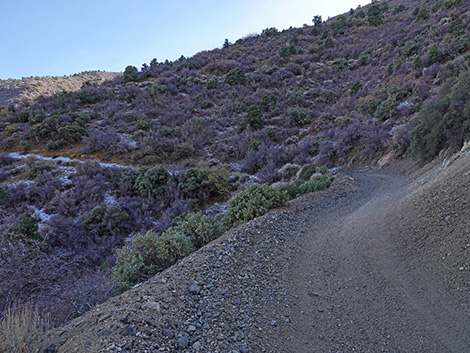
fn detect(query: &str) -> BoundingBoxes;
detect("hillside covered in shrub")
[0,71,120,107]
[1,0,470,329]
[2,0,469,170]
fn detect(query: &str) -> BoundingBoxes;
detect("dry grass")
[0,306,49,353]
[0,70,120,107]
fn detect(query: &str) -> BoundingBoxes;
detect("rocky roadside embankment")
[46,173,362,352]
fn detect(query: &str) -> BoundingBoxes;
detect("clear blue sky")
[0,0,370,79]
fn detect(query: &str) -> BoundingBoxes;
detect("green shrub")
[225,67,246,85]
[277,167,330,199]
[134,165,172,197]
[324,36,334,49]
[265,127,280,142]
[0,187,9,207]
[20,140,30,153]
[410,71,470,158]
[299,175,332,194]
[18,110,45,124]
[312,15,323,27]
[355,10,366,19]
[416,7,430,21]
[449,33,470,54]
[414,56,423,70]
[331,16,349,35]
[206,78,218,89]
[290,34,299,45]
[265,66,279,75]
[350,81,363,97]
[357,96,380,115]
[84,205,129,236]
[195,93,212,109]
[177,169,209,195]
[123,65,139,82]
[165,212,225,248]
[334,58,348,71]
[296,163,318,182]
[316,45,325,57]
[151,83,167,95]
[46,140,63,151]
[296,164,327,182]
[112,231,195,292]
[28,112,91,147]
[260,94,277,112]
[206,166,231,197]
[261,27,279,37]
[279,45,297,58]
[74,90,100,104]
[380,1,389,12]
[177,166,230,203]
[402,40,419,58]
[288,89,304,106]
[276,183,301,199]
[392,4,406,14]
[367,4,384,26]
[428,44,441,65]
[357,48,374,66]
[12,214,41,240]
[3,125,18,136]
[288,107,311,126]
[374,98,398,121]
[239,105,264,131]
[320,90,337,104]
[442,0,463,9]
[136,119,150,130]
[249,139,261,151]
[57,122,88,142]
[222,184,288,229]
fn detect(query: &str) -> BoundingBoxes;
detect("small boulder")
[142,300,160,311]
[189,283,201,295]
[177,335,189,350]
[43,344,57,353]
[122,325,136,336]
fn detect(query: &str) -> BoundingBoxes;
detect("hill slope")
[0,71,120,107]
[1,0,470,344]
[1,0,469,169]
[46,146,470,352]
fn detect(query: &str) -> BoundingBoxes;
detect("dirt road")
[285,172,470,352]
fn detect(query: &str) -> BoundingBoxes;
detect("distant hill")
[0,71,121,107]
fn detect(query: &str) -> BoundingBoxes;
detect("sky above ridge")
[0,0,371,79]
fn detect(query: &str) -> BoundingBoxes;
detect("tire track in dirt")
[287,172,470,352]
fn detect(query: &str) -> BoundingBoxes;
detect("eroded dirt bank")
[47,155,470,352]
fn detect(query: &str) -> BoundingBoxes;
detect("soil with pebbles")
[47,153,470,352]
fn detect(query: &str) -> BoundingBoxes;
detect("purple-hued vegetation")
[1,0,470,324]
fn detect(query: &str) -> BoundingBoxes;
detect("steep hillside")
[1,0,470,345]
[0,71,120,107]
[1,0,469,169]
